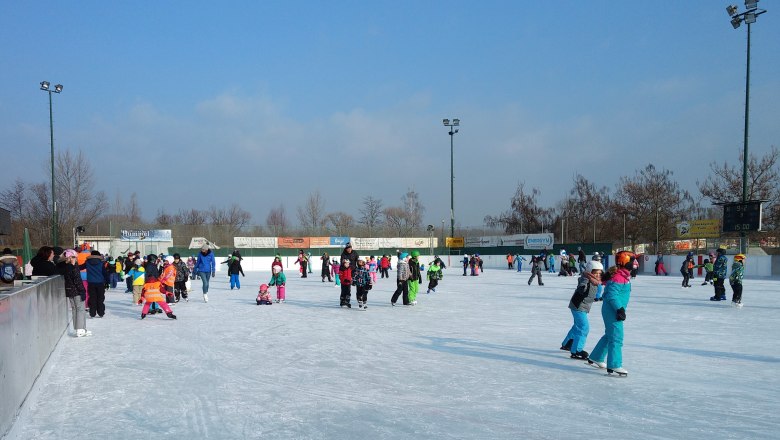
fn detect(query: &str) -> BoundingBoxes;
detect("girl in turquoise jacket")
[587,251,634,376]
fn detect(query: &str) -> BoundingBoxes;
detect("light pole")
[442,118,459,240]
[656,208,661,254]
[441,220,445,246]
[727,1,767,253]
[40,81,63,247]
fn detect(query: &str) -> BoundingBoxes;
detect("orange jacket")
[160,264,176,287]
[142,280,165,303]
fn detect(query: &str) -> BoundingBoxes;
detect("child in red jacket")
[339,259,353,308]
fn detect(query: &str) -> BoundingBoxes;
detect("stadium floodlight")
[727,5,738,16]
[731,16,742,28]
[442,118,450,126]
[40,81,50,91]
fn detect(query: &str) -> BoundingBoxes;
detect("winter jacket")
[396,260,410,281]
[56,261,86,299]
[268,272,287,287]
[354,267,371,287]
[174,260,189,282]
[713,254,728,279]
[380,257,390,269]
[568,272,600,313]
[160,264,177,288]
[30,255,57,276]
[426,265,443,281]
[228,259,244,276]
[129,266,146,286]
[729,261,744,285]
[83,255,106,284]
[368,260,377,273]
[195,249,216,274]
[339,267,353,285]
[142,280,165,303]
[408,257,422,283]
[340,248,359,271]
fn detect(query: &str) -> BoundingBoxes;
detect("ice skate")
[607,367,628,377]
[166,312,177,320]
[358,301,363,309]
[570,351,589,360]
[560,340,573,351]
[141,313,147,319]
[586,358,606,369]
[75,329,92,337]
[203,294,209,303]
[362,303,368,310]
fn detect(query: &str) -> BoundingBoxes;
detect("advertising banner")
[309,237,331,247]
[189,237,220,249]
[330,236,350,247]
[524,233,554,249]
[676,219,721,239]
[402,237,432,248]
[378,238,404,249]
[120,229,172,242]
[351,238,379,250]
[498,234,525,247]
[233,237,277,248]
[446,237,465,248]
[465,236,499,247]
[278,237,310,249]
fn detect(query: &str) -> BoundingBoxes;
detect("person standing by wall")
[56,249,91,337]
[82,250,107,318]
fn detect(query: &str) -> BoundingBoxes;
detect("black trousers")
[714,278,726,298]
[125,276,133,292]
[356,286,369,303]
[87,283,106,317]
[731,283,743,303]
[428,279,439,291]
[340,283,352,305]
[174,280,188,300]
[681,269,690,287]
[392,280,409,305]
[528,270,543,285]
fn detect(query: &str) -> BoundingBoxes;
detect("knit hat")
[400,252,409,259]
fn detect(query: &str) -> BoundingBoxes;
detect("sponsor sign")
[330,236,350,246]
[309,237,331,247]
[465,236,499,247]
[351,238,379,250]
[446,237,465,248]
[498,234,525,247]
[189,237,220,249]
[676,219,721,238]
[525,233,554,249]
[379,238,404,248]
[120,229,172,242]
[401,238,434,248]
[278,237,310,249]
[233,237,277,248]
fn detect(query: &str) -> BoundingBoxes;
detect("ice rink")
[6,266,780,439]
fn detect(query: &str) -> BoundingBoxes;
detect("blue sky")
[2,0,778,229]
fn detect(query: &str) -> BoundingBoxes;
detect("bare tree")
[53,149,109,241]
[384,206,414,237]
[155,209,175,226]
[484,182,551,234]
[0,178,28,220]
[358,196,383,236]
[266,204,289,236]
[297,191,325,235]
[176,208,208,225]
[324,211,355,237]
[126,193,142,223]
[401,189,425,229]
[698,146,780,230]
[556,175,612,243]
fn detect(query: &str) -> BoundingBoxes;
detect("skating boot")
[570,351,589,360]
[203,294,209,303]
[166,312,177,320]
[586,358,606,369]
[709,295,721,301]
[607,367,628,377]
[346,303,351,308]
[358,301,363,309]
[560,339,573,351]
[362,303,368,310]
[141,313,147,319]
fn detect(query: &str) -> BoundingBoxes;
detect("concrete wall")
[0,276,68,438]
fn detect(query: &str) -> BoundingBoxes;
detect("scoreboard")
[722,201,763,232]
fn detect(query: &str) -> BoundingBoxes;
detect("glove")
[712,277,718,282]
[616,307,626,321]
[211,272,216,278]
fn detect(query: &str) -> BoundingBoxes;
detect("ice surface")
[6,268,780,439]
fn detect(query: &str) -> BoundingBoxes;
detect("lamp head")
[726,4,739,16]
[54,84,63,93]
[731,16,742,28]
[745,0,758,10]
[443,118,450,126]
[452,118,460,126]
[40,81,50,91]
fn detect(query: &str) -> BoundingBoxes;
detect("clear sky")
[2,0,778,229]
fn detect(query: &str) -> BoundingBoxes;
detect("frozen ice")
[6,268,780,439]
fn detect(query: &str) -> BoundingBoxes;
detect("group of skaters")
[653,247,746,306]
[461,254,484,276]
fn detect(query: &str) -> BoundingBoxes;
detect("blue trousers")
[516,262,522,272]
[562,309,590,353]
[198,271,211,294]
[595,284,604,300]
[589,291,628,369]
[230,274,240,289]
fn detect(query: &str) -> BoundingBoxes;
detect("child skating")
[269,265,287,303]
[140,275,177,320]
[354,259,372,310]
[729,254,745,307]
[256,284,272,305]
[561,261,603,359]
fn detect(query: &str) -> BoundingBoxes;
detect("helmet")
[259,283,268,292]
[272,266,281,274]
[717,245,727,253]
[165,256,174,264]
[411,250,420,258]
[615,251,636,268]
[734,254,746,262]
[587,261,604,272]
[687,251,694,257]
[63,249,78,259]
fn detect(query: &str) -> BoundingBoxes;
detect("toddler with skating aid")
[256,283,272,305]
[140,276,177,320]
[269,266,287,303]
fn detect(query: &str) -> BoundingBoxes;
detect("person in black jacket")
[340,243,359,297]
[228,256,245,290]
[56,249,91,337]
[31,246,57,276]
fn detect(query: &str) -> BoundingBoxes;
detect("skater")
[577,249,588,274]
[56,249,91,337]
[711,246,729,301]
[123,252,136,292]
[380,255,390,278]
[306,252,313,274]
[469,255,477,276]
[516,254,526,272]
[695,259,714,286]
[561,260,603,359]
[548,253,555,274]
[173,253,189,302]
[272,255,284,274]
[332,258,341,286]
[227,255,245,290]
[321,252,332,282]
[592,253,604,301]
[687,252,695,280]
[368,256,378,284]
[407,251,422,305]
[507,253,514,270]
[654,253,668,276]
[462,255,469,276]
[160,256,177,304]
[729,254,745,307]
[82,250,107,318]
[477,254,484,273]
[128,259,146,305]
[269,265,287,303]
[587,251,634,377]
[140,275,177,320]
[354,259,372,309]
[195,244,216,303]
[680,255,693,288]
[256,283,273,305]
[339,259,353,308]
[294,250,308,278]
[391,252,410,306]
[426,259,443,293]
[527,256,544,286]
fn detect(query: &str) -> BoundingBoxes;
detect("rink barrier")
[0,276,68,439]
